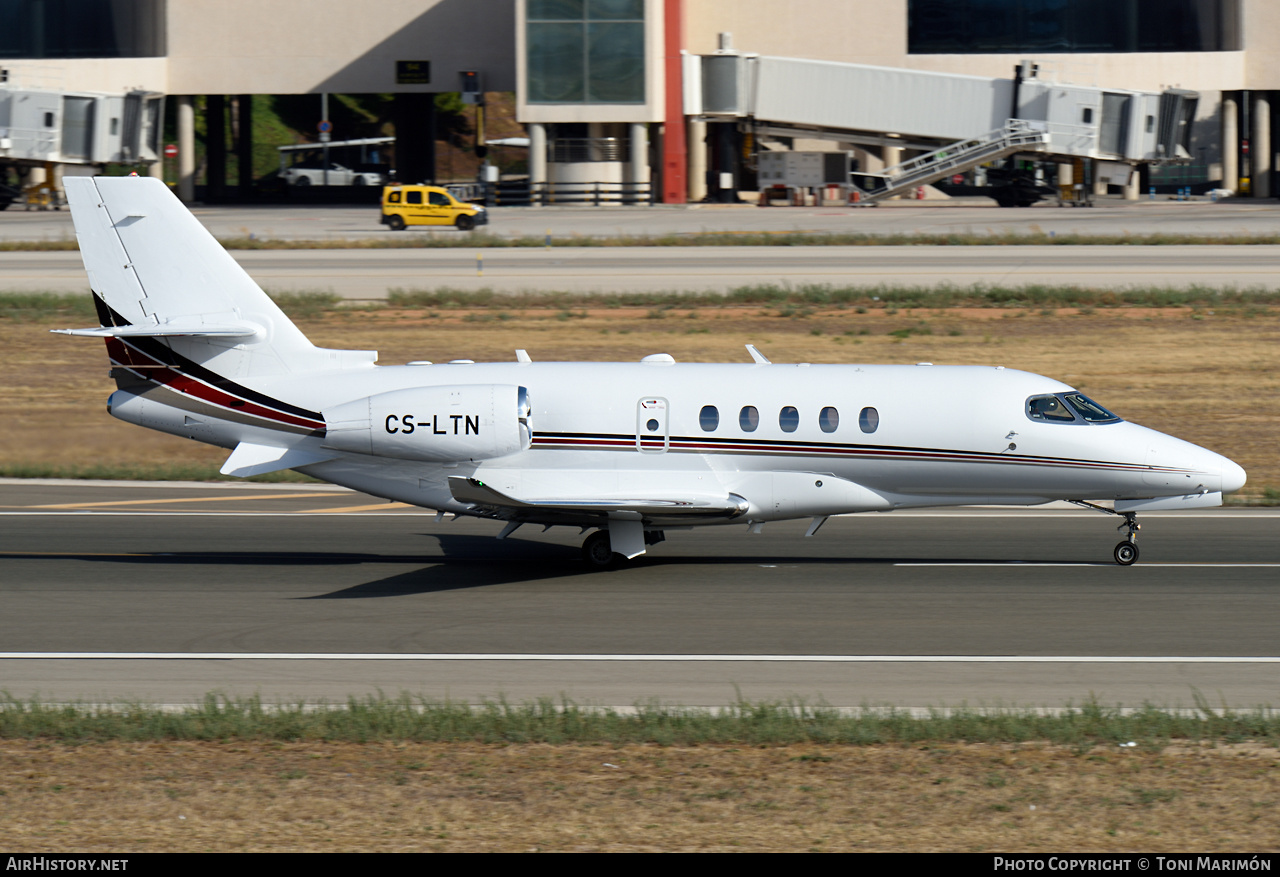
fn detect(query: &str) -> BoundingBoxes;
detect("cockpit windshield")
[1026,393,1123,424]
[1062,393,1121,423]
[1027,395,1076,422]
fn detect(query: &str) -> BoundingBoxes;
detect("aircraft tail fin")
[61,176,374,377]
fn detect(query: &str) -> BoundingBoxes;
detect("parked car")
[281,159,384,187]
[380,184,488,230]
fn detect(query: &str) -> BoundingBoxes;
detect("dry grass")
[8,304,1276,494]
[1,740,1276,852]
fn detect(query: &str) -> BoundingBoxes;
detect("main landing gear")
[1068,501,1141,565]
[581,530,617,568]
[580,528,665,569]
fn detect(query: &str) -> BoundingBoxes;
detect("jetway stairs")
[848,119,1049,204]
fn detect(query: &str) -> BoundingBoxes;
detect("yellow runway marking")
[300,502,415,514]
[33,492,348,510]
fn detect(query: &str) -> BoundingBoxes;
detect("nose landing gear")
[1113,513,1140,566]
[1068,501,1141,565]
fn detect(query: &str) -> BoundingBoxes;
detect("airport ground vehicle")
[380,184,488,230]
[55,177,1244,567]
[281,159,384,187]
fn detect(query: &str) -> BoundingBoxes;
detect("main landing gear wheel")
[581,530,618,568]
[1113,541,1139,565]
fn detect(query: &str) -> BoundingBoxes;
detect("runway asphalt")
[1,481,1276,709]
[9,244,1280,297]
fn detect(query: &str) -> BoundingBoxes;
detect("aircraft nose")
[1220,458,1247,494]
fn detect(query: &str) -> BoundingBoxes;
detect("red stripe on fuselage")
[106,337,325,431]
[529,434,1177,475]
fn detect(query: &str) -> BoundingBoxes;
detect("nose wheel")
[1069,501,1141,565]
[1113,512,1140,565]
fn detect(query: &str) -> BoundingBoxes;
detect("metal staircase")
[849,120,1050,203]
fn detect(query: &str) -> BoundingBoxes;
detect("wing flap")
[448,476,749,519]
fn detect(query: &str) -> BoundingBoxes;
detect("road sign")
[318,120,333,134]
[163,144,178,158]
[396,61,431,85]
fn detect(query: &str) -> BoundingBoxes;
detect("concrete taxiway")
[8,244,1280,297]
[1,481,1276,709]
[5,196,1280,243]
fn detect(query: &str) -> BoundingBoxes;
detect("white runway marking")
[2,653,1277,663]
[896,562,1280,568]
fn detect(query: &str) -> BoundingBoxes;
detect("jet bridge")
[684,54,1197,204]
[0,86,164,207]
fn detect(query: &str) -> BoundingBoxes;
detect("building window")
[908,0,1240,55]
[528,0,646,104]
[0,0,166,59]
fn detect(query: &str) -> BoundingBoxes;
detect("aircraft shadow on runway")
[1,532,1120,600]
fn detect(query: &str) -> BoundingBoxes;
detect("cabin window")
[645,418,660,432]
[1027,394,1077,422]
[699,405,719,431]
[407,190,423,204]
[739,405,759,432]
[819,407,839,433]
[779,406,799,433]
[1063,393,1122,423]
[388,191,402,203]
[859,407,879,434]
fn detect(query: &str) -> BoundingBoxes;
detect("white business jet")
[55,177,1246,566]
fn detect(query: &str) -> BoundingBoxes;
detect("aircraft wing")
[447,476,749,522]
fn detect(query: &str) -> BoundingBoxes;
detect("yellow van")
[380,185,488,231]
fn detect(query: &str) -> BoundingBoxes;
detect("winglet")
[746,344,771,364]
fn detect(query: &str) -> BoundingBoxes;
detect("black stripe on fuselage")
[95,293,324,423]
[532,431,1185,475]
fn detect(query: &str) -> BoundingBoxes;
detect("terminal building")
[0,0,1273,203]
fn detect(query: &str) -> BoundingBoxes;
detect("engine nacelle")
[323,384,531,462]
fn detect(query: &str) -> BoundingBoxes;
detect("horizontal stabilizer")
[448,476,749,519]
[220,441,339,478]
[52,318,262,339]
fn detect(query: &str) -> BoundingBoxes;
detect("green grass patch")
[0,292,98,322]
[1,693,1276,746]
[379,283,1279,312]
[8,285,1276,322]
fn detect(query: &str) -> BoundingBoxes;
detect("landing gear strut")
[1068,501,1140,565]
